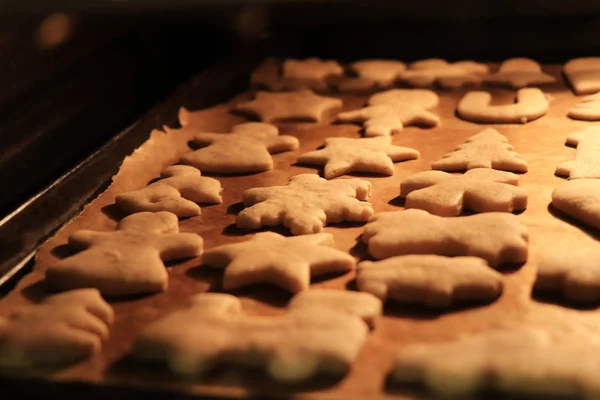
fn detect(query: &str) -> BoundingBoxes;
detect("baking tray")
[2,59,600,400]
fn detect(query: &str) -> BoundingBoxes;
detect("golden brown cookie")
[556,127,600,179]
[457,88,549,123]
[484,58,556,88]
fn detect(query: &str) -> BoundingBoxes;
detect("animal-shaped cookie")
[45,211,203,295]
[179,122,299,174]
[132,290,382,382]
[399,168,528,217]
[392,328,600,398]
[552,179,600,231]
[336,104,440,137]
[115,165,222,218]
[237,174,374,235]
[367,88,439,110]
[457,88,549,123]
[431,129,528,172]
[400,59,489,88]
[297,136,419,179]
[484,58,556,88]
[362,209,529,267]
[235,89,343,123]
[357,255,503,309]
[202,232,355,293]
[564,57,600,95]
[347,59,407,89]
[567,92,600,121]
[556,127,600,179]
[0,289,113,367]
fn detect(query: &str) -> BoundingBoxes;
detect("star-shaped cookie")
[297,136,419,179]
[237,174,374,235]
[202,231,355,293]
[234,90,343,123]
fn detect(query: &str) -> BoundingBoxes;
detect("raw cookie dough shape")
[336,104,440,137]
[45,211,203,296]
[357,255,503,309]
[297,136,419,179]
[536,240,600,303]
[399,168,528,217]
[431,129,528,173]
[362,209,529,267]
[0,289,113,368]
[401,59,489,88]
[564,57,600,95]
[367,88,440,110]
[115,165,222,218]
[556,127,600,179]
[237,174,374,235]
[392,328,600,398]
[202,231,355,293]
[132,290,382,383]
[179,122,299,174]
[484,58,556,88]
[235,89,343,123]
[552,179,600,231]
[457,88,549,124]
[567,92,600,121]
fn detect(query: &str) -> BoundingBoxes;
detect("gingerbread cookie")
[556,127,600,179]
[357,255,503,309]
[235,89,343,123]
[115,165,222,218]
[336,104,440,137]
[348,59,406,89]
[367,88,439,110]
[0,289,113,367]
[179,122,299,174]
[458,88,549,124]
[362,209,529,267]
[567,92,600,121]
[283,58,343,82]
[392,328,600,398]
[564,57,600,95]
[45,211,203,296]
[237,174,373,235]
[399,168,528,217]
[250,58,282,90]
[202,232,355,293]
[133,290,381,382]
[431,129,528,172]
[552,179,600,230]
[297,136,419,179]
[401,59,489,88]
[484,58,556,88]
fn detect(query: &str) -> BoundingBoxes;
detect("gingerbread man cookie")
[297,136,419,179]
[179,122,299,174]
[556,127,600,179]
[399,168,528,216]
[362,209,529,267]
[457,88,549,124]
[568,92,600,121]
[484,58,556,88]
[133,290,381,382]
[401,59,489,88]
[45,211,203,296]
[237,174,374,235]
[202,232,355,293]
[564,57,600,95]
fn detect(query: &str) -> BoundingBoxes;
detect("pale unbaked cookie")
[297,136,419,179]
[401,59,489,88]
[179,122,299,174]
[357,255,503,309]
[237,174,373,235]
[362,209,529,267]
[399,168,528,217]
[457,88,549,124]
[567,92,600,121]
[336,104,440,137]
[392,328,600,398]
[564,57,600,95]
[431,129,528,172]
[202,231,355,293]
[45,211,203,296]
[115,165,222,218]
[552,179,600,230]
[0,289,113,368]
[556,127,600,179]
[484,58,556,88]
[367,88,439,110]
[235,89,343,123]
[132,290,381,383]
